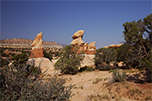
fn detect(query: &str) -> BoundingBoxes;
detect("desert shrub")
[79,66,95,72]
[0,49,7,57]
[94,48,117,71]
[112,69,126,82]
[0,58,9,67]
[55,45,84,75]
[11,53,28,66]
[43,50,52,61]
[0,61,71,101]
[97,64,114,71]
[92,78,102,84]
[54,51,59,57]
[94,48,104,68]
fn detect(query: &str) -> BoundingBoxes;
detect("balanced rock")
[71,30,85,46]
[71,30,96,55]
[30,32,44,58]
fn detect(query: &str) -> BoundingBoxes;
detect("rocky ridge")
[0,38,63,49]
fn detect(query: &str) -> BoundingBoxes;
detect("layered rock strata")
[30,32,44,58]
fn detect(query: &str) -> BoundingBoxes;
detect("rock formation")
[30,32,44,58]
[71,30,85,46]
[71,30,96,55]
[103,44,122,49]
[28,58,55,75]
[31,32,43,49]
[85,42,96,55]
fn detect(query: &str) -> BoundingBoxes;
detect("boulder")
[72,30,84,39]
[28,58,55,74]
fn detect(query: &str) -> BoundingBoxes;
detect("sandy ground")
[43,70,152,101]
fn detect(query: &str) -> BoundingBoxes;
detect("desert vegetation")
[55,45,84,74]
[0,52,72,101]
[0,13,152,101]
[95,14,152,74]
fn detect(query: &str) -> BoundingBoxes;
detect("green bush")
[0,49,7,57]
[0,58,9,67]
[11,53,28,66]
[112,69,126,82]
[0,61,72,101]
[79,66,95,72]
[44,50,53,61]
[94,48,117,71]
[98,64,114,71]
[55,45,84,75]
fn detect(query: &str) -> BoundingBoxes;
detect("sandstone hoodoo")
[71,30,85,46]
[71,30,96,55]
[30,32,44,58]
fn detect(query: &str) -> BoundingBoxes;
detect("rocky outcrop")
[103,44,122,49]
[71,30,96,55]
[30,32,44,58]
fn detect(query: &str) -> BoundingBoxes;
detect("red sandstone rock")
[85,50,96,55]
[30,48,44,58]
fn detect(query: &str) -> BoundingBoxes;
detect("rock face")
[71,30,96,55]
[30,32,44,58]
[30,48,44,58]
[81,54,95,67]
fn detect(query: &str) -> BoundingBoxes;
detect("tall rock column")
[30,32,44,58]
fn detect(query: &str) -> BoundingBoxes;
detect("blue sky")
[1,0,151,48]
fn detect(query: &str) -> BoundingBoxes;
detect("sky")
[1,0,151,48]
